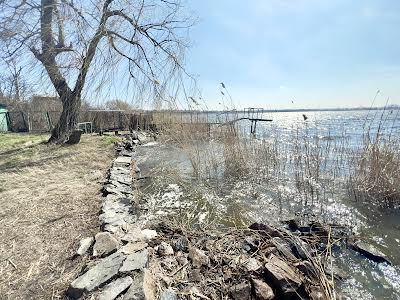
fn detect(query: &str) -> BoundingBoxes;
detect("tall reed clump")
[152,107,400,210]
[349,128,400,208]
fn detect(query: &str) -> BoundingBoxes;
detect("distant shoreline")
[150,106,400,113]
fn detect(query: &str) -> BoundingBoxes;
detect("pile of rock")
[67,133,157,300]
[145,222,337,300]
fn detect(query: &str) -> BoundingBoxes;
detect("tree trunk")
[48,91,81,144]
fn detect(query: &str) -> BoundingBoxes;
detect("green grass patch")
[0,133,49,151]
[101,135,119,147]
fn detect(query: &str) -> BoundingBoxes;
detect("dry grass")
[349,138,400,207]
[0,134,117,300]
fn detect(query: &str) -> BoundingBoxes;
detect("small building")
[0,103,9,132]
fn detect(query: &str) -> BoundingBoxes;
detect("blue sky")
[185,0,400,109]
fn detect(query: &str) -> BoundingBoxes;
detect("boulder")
[93,232,119,257]
[76,237,94,256]
[67,252,125,299]
[120,249,149,272]
[349,240,391,264]
[230,282,251,300]
[264,254,302,295]
[252,278,275,300]
[98,276,133,300]
[189,247,209,267]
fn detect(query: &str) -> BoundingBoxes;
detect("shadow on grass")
[0,141,47,156]
[0,151,74,172]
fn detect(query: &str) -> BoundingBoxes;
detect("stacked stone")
[67,133,155,300]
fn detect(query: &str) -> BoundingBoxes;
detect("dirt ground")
[0,134,118,300]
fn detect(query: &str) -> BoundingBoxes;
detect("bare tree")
[0,57,33,111]
[105,99,133,111]
[0,0,193,143]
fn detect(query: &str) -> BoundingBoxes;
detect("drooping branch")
[73,0,114,95]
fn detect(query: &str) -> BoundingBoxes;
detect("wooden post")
[20,111,28,132]
[45,111,53,131]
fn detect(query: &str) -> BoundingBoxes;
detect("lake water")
[137,109,400,300]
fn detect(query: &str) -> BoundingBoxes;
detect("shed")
[0,104,10,132]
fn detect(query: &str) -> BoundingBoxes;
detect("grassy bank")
[0,134,116,299]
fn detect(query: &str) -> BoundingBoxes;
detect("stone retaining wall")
[68,133,157,300]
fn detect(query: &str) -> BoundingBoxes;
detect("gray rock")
[173,236,189,252]
[230,282,251,300]
[134,165,141,174]
[103,183,132,195]
[114,156,132,167]
[109,174,132,185]
[104,223,127,234]
[158,242,174,256]
[121,242,148,255]
[98,276,133,300]
[189,268,202,282]
[349,240,391,264]
[122,228,145,243]
[272,237,298,261]
[120,249,148,272]
[176,256,188,266]
[294,260,318,280]
[67,252,125,299]
[99,209,128,225]
[324,264,348,281]
[252,279,274,300]
[120,149,134,157]
[123,272,145,300]
[188,247,209,267]
[93,232,119,257]
[309,286,327,300]
[76,237,94,256]
[130,132,139,140]
[245,257,262,272]
[160,289,178,300]
[141,229,158,240]
[265,254,302,295]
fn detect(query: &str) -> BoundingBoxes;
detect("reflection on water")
[136,110,400,300]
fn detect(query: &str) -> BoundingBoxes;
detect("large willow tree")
[0,0,192,143]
